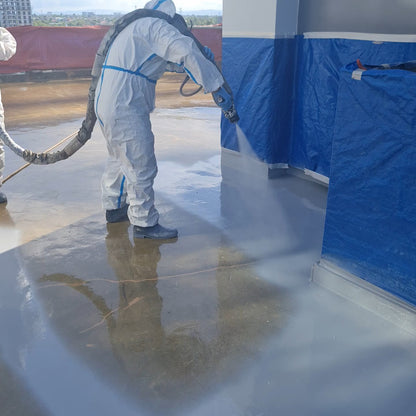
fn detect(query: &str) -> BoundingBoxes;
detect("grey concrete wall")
[298,0,416,34]
[275,0,299,36]
[223,0,278,37]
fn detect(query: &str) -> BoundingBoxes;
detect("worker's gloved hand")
[212,85,240,123]
[203,46,215,62]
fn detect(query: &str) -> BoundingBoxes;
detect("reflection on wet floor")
[3,209,288,415]
[0,207,19,253]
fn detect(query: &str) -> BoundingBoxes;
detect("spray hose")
[179,75,203,97]
[0,9,167,165]
[0,9,235,166]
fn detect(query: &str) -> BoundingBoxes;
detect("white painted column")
[221,0,301,167]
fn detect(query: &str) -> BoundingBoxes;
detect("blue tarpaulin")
[221,35,416,177]
[221,37,296,164]
[291,36,416,177]
[322,61,416,305]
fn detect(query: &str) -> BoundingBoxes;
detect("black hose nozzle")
[223,104,240,124]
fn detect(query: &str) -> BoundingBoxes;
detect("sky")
[31,0,223,13]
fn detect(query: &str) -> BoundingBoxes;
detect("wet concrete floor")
[1,79,416,415]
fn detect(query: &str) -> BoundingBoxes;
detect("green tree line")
[32,13,222,27]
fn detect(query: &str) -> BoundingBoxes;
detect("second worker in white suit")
[0,27,17,205]
[95,0,236,239]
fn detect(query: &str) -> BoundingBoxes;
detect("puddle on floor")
[0,209,289,415]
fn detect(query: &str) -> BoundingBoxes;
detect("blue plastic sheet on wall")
[322,61,416,305]
[221,37,296,164]
[291,37,416,177]
[222,35,416,175]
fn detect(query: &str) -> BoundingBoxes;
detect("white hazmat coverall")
[0,27,17,188]
[95,0,224,227]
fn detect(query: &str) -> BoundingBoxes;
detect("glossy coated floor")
[1,93,416,415]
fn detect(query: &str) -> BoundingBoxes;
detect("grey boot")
[106,204,129,223]
[133,224,178,240]
[0,191,7,204]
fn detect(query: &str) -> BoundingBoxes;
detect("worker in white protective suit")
[95,0,235,239]
[0,27,17,204]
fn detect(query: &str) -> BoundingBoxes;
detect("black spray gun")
[211,82,239,123]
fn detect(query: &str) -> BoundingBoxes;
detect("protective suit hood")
[144,0,176,17]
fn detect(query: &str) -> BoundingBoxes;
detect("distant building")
[0,0,32,27]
